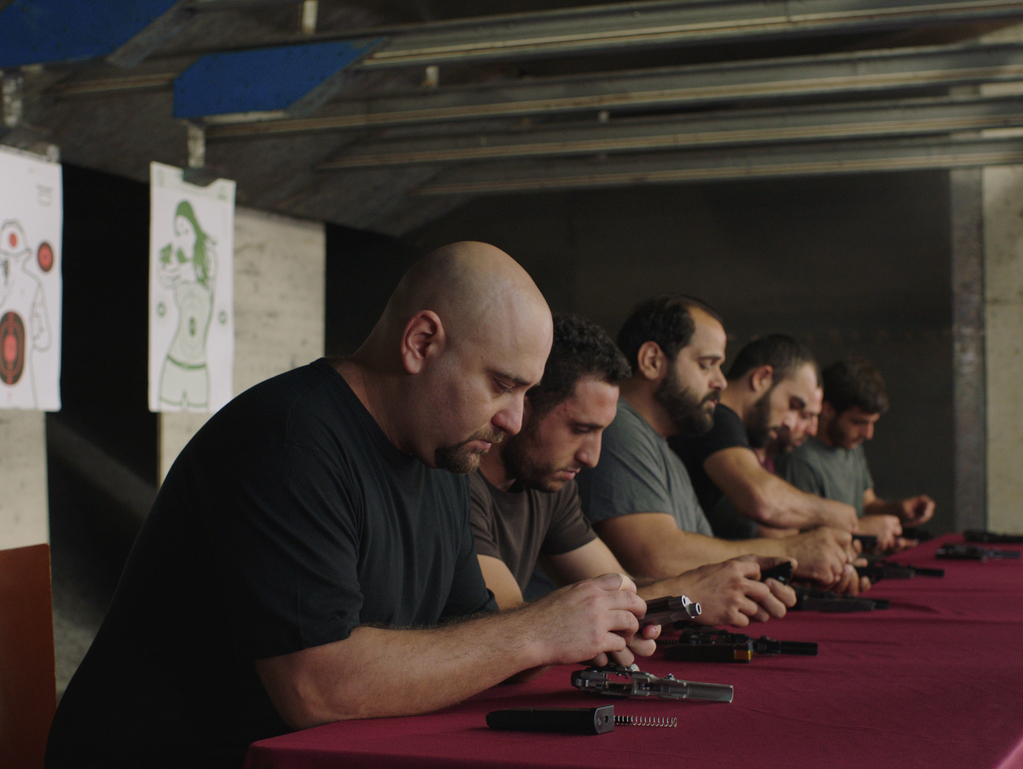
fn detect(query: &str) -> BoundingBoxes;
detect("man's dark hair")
[527,313,631,415]
[726,333,818,385]
[821,357,889,415]
[615,295,722,371]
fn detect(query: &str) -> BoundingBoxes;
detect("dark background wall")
[51,166,158,576]
[407,170,955,534]
[324,226,422,358]
[58,165,157,482]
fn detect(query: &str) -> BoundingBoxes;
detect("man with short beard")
[777,357,934,551]
[670,334,858,540]
[576,297,861,592]
[472,312,796,627]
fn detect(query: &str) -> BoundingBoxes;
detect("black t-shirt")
[46,360,494,769]
[668,403,758,538]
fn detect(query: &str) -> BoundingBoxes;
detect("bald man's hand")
[521,573,654,668]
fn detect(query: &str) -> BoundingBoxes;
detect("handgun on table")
[936,544,1021,561]
[659,626,817,663]
[571,663,733,703]
[792,585,889,612]
[856,561,945,581]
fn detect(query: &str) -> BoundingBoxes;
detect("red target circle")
[37,242,54,272]
[0,312,26,385]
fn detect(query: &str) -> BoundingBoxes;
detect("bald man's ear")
[635,341,666,381]
[401,311,445,374]
[749,364,774,395]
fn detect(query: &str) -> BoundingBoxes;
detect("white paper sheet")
[0,145,62,411]
[149,162,236,413]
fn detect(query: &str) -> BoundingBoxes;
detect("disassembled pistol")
[485,705,676,734]
[640,594,701,627]
[571,663,733,703]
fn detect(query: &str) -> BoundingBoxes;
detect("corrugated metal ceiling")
[3,0,1023,235]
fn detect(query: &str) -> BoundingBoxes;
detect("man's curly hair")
[527,313,631,415]
[822,357,889,415]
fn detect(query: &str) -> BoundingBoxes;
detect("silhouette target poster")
[0,145,62,411]
[149,162,235,413]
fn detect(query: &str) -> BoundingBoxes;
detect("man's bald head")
[374,241,549,355]
[350,241,553,472]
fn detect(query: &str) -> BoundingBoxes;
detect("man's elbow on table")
[256,638,372,729]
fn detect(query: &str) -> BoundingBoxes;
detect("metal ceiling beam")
[317,93,1023,168]
[46,65,182,97]
[106,0,196,68]
[205,41,1023,137]
[412,134,1023,194]
[36,2,1023,101]
[359,0,1023,69]
[170,0,1023,65]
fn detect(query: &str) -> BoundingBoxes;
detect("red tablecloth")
[245,534,1023,769]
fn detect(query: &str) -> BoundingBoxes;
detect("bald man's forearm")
[257,575,649,729]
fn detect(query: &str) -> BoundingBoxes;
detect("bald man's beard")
[655,366,717,436]
[434,428,505,473]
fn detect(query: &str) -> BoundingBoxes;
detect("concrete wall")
[159,206,325,480]
[411,171,957,533]
[0,412,49,549]
[982,165,1023,534]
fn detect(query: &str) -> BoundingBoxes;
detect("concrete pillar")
[159,206,325,481]
[982,165,1023,533]
[0,411,49,549]
[950,168,987,532]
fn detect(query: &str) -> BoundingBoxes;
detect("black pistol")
[659,626,817,663]
[936,544,1021,561]
[760,561,794,584]
[853,534,878,552]
[963,530,1023,544]
[856,561,945,581]
[792,584,889,612]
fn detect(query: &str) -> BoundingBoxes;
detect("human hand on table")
[526,572,656,669]
[658,556,796,627]
[826,563,871,595]
[857,514,903,552]
[784,526,854,584]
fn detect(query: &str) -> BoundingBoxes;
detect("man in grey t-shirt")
[576,295,860,591]
[579,399,713,537]
[777,437,874,517]
[777,357,934,551]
